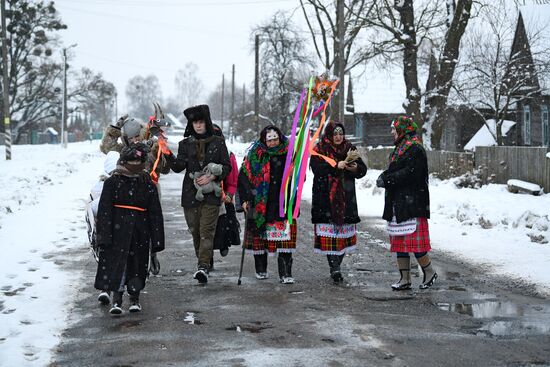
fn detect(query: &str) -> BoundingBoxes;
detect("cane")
[237,205,248,285]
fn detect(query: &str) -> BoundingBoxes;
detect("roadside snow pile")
[0,143,102,228]
[431,177,550,244]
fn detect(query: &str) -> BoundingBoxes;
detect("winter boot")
[97,291,111,305]
[391,257,412,291]
[209,257,214,273]
[254,253,268,280]
[194,267,208,284]
[417,254,438,289]
[327,255,344,283]
[278,254,294,284]
[109,291,123,315]
[129,293,142,313]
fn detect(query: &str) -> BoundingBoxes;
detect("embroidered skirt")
[389,217,431,253]
[313,223,356,255]
[244,220,297,255]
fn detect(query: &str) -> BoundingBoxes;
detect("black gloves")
[376,173,385,188]
[111,114,129,130]
[149,253,161,275]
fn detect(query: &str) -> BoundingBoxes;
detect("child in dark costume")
[94,143,165,315]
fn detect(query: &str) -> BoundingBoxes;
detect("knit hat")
[391,116,417,137]
[121,118,143,139]
[120,142,149,164]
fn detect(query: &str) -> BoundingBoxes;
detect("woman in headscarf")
[376,116,437,290]
[310,121,367,283]
[237,125,297,284]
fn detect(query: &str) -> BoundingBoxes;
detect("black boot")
[278,254,294,284]
[109,291,123,315]
[129,292,141,313]
[254,253,268,279]
[327,255,344,283]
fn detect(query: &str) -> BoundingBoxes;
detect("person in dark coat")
[238,125,297,284]
[94,143,165,315]
[310,122,367,283]
[161,104,231,284]
[376,116,437,290]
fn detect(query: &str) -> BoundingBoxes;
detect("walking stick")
[237,206,248,285]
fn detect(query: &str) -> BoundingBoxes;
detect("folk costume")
[310,122,367,282]
[94,143,165,314]
[238,125,297,284]
[376,116,437,290]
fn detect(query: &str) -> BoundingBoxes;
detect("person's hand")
[195,173,214,186]
[345,162,358,172]
[376,173,385,188]
[158,139,171,155]
[223,193,233,204]
[337,161,347,169]
[242,201,249,213]
[149,253,160,275]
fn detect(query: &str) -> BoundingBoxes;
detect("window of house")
[542,105,549,147]
[524,105,531,145]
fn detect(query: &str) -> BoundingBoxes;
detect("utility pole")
[230,64,235,142]
[1,0,11,160]
[335,0,345,125]
[242,83,246,129]
[61,43,77,148]
[221,73,225,131]
[254,34,260,130]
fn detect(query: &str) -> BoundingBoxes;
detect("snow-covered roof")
[519,4,550,92]
[45,127,58,136]
[464,119,517,151]
[351,65,406,114]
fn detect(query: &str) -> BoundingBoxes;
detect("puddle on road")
[436,298,550,336]
[226,321,273,333]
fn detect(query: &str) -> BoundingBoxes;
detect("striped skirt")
[389,217,431,253]
[243,221,297,255]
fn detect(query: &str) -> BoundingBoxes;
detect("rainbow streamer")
[279,77,340,223]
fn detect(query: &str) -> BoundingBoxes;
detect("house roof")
[351,64,406,114]
[464,119,517,151]
[519,5,550,92]
[45,127,58,136]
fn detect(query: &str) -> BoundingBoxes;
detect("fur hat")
[121,118,143,139]
[120,142,149,164]
[183,104,214,137]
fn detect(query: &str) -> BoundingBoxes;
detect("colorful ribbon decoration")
[279,77,340,223]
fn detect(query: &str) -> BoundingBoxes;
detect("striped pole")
[1,0,11,160]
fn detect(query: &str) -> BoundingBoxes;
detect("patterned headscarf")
[240,125,288,230]
[390,116,421,162]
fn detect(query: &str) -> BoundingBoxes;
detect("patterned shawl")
[240,139,289,229]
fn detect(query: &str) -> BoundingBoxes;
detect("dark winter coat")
[380,144,430,223]
[238,154,287,225]
[166,135,231,208]
[310,148,367,224]
[94,171,165,292]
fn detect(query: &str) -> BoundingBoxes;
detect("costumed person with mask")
[210,124,240,270]
[310,122,367,283]
[94,143,165,315]
[376,116,437,290]
[238,125,297,284]
[160,105,231,284]
[85,151,120,305]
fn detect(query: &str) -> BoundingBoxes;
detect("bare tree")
[72,68,116,131]
[252,11,314,132]
[174,62,204,109]
[453,2,550,145]
[125,75,162,119]
[299,0,378,121]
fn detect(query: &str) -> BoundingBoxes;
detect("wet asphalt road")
[52,171,550,367]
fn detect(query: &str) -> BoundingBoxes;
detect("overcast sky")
[54,0,301,112]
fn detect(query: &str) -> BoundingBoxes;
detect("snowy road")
[52,168,550,366]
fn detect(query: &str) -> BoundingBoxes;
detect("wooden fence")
[358,146,550,192]
[357,147,474,179]
[475,146,550,192]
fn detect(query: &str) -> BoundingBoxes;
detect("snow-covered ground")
[1,139,549,365]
